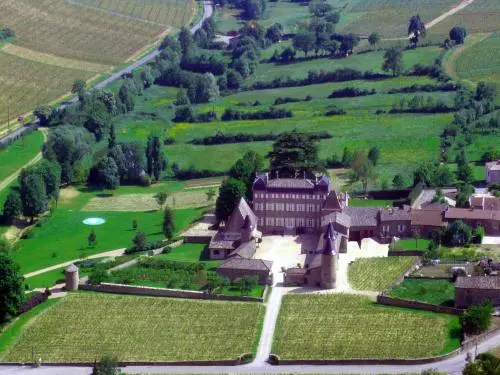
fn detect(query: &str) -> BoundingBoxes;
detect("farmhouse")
[486,160,500,184]
[455,276,500,309]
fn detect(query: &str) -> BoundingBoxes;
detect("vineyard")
[0,51,95,131]
[1,293,264,362]
[272,294,461,360]
[348,256,418,291]
[71,0,197,27]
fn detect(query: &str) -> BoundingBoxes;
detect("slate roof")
[344,207,380,227]
[228,240,256,259]
[267,178,315,189]
[321,212,351,228]
[455,276,500,290]
[323,191,342,211]
[217,257,273,271]
[380,207,411,222]
[225,198,258,233]
[471,196,500,211]
[486,161,500,171]
[445,208,500,221]
[209,232,236,250]
[410,209,445,227]
[285,267,306,275]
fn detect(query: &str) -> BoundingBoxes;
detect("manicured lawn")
[12,207,204,274]
[1,293,264,362]
[160,243,214,264]
[0,130,44,182]
[394,238,432,251]
[273,294,461,360]
[389,279,455,306]
[348,257,418,291]
[349,198,397,207]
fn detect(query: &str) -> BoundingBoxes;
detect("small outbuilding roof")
[65,264,79,272]
[455,276,500,290]
[217,257,273,272]
[410,209,445,227]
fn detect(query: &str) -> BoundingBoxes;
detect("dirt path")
[384,0,476,40]
[0,128,48,193]
[23,248,127,279]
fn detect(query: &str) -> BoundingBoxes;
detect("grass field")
[1,293,263,362]
[0,130,44,183]
[348,198,397,207]
[348,256,418,291]
[394,238,432,251]
[273,293,461,360]
[389,279,455,306]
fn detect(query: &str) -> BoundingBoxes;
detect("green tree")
[463,353,500,375]
[88,229,97,248]
[0,253,24,322]
[19,173,48,222]
[461,302,494,335]
[132,219,138,230]
[146,135,165,181]
[140,66,154,88]
[132,232,148,252]
[457,163,474,184]
[293,32,316,57]
[155,191,169,210]
[91,356,121,375]
[215,178,247,222]
[162,206,175,240]
[449,26,467,44]
[178,27,194,53]
[367,146,380,166]
[205,273,230,294]
[175,88,191,106]
[108,124,117,150]
[267,131,322,178]
[368,32,380,49]
[392,174,406,188]
[475,81,497,102]
[408,15,426,46]
[71,79,85,95]
[33,105,53,126]
[229,151,264,201]
[206,188,216,202]
[382,47,404,77]
[444,220,473,246]
[351,151,374,193]
[97,157,120,190]
[2,190,22,223]
[234,275,259,295]
[266,23,283,43]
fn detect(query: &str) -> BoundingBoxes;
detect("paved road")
[0,0,214,142]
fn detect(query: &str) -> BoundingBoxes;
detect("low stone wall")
[377,294,462,315]
[269,349,461,365]
[183,235,213,244]
[388,250,424,257]
[80,282,264,302]
[384,257,422,292]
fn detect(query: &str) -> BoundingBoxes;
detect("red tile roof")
[410,209,445,227]
[445,208,500,221]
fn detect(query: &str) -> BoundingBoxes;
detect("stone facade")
[486,160,500,184]
[455,276,500,309]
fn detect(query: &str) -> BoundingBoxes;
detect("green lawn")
[273,293,461,360]
[160,243,220,267]
[394,238,432,251]
[1,293,264,362]
[389,279,455,306]
[349,198,397,207]
[348,256,419,291]
[0,130,44,183]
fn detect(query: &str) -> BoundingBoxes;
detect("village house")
[455,276,500,309]
[486,160,500,184]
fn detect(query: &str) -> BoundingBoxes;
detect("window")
[383,225,390,234]
[275,218,284,226]
[296,217,305,227]
[398,224,405,233]
[214,250,220,255]
[307,204,315,212]
[266,203,274,211]
[258,217,264,226]
[266,217,275,226]
[275,203,285,211]
[307,219,314,228]
[255,203,263,211]
[296,204,305,212]
[286,203,295,212]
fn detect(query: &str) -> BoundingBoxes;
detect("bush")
[328,87,376,98]
[138,175,151,187]
[221,107,292,121]
[325,107,346,116]
[89,267,109,285]
[189,130,332,145]
[461,301,493,334]
[18,292,48,314]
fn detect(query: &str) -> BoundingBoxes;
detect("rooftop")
[217,257,273,271]
[410,209,445,227]
[445,207,500,221]
[486,160,500,171]
[455,276,500,290]
[344,207,380,227]
[380,207,411,222]
[267,178,316,189]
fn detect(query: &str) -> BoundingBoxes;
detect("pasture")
[1,293,263,362]
[389,279,455,306]
[272,293,460,360]
[348,256,418,291]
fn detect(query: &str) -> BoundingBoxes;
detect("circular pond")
[82,217,106,226]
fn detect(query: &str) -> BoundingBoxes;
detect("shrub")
[18,292,48,314]
[328,87,376,98]
[221,107,292,121]
[138,175,151,187]
[461,301,493,334]
[325,107,346,116]
[189,130,332,145]
[89,268,109,285]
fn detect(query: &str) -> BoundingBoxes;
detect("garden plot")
[273,293,460,360]
[1,293,263,362]
[83,189,214,211]
[348,256,418,291]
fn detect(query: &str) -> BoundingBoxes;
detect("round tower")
[321,223,337,289]
[65,264,79,291]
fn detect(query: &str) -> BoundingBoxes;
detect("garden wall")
[80,282,265,302]
[377,294,462,315]
[388,250,424,257]
[384,258,422,291]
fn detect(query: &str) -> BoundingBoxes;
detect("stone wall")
[80,282,264,302]
[388,250,424,257]
[377,294,462,315]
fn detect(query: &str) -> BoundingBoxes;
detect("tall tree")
[146,135,165,181]
[215,178,247,222]
[351,151,374,193]
[367,146,380,166]
[229,151,263,201]
[108,124,116,150]
[408,15,426,46]
[155,191,169,209]
[293,32,316,57]
[178,27,194,53]
[382,47,404,77]
[97,157,120,190]
[19,173,48,221]
[2,191,22,223]
[267,131,322,178]
[162,206,175,240]
[449,26,467,44]
[0,253,24,322]
[368,32,380,49]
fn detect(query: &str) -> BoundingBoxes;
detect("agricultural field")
[272,294,461,360]
[389,279,455,306]
[0,130,44,183]
[0,0,196,127]
[1,293,264,362]
[348,256,418,291]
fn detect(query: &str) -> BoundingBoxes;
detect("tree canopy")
[0,253,24,322]
[215,178,247,222]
